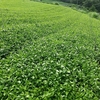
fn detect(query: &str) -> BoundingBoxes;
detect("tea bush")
[0,0,100,99]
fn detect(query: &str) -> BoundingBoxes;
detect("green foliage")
[58,0,100,12]
[89,5,97,12]
[54,2,59,5]
[88,12,100,19]
[0,0,100,99]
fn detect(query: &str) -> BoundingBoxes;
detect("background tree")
[58,0,100,12]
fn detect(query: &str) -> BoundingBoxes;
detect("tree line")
[58,0,100,12]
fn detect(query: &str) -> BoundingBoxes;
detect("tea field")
[0,0,100,99]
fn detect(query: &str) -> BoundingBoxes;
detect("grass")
[0,0,100,99]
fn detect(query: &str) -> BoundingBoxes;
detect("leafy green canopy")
[58,0,100,12]
[0,0,100,99]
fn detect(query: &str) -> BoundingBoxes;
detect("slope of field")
[0,0,100,99]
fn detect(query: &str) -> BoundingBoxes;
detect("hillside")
[0,0,100,99]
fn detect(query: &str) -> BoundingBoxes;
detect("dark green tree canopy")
[58,0,100,12]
